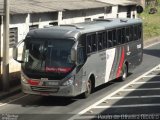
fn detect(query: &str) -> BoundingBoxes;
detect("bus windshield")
[22,38,75,80]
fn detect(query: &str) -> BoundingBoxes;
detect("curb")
[0,86,21,100]
[144,36,160,47]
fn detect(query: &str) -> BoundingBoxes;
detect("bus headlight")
[21,74,28,84]
[62,77,74,86]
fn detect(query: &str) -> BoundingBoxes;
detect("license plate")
[44,81,59,86]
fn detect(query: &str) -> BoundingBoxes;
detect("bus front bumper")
[22,83,76,97]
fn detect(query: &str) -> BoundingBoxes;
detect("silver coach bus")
[13,18,143,98]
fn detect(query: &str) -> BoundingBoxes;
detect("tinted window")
[108,31,113,48]
[117,29,122,44]
[113,30,117,46]
[134,25,138,40]
[122,28,125,44]
[98,32,105,50]
[129,26,134,41]
[126,27,130,42]
[91,34,97,52]
[86,35,92,53]
[103,32,107,49]
[138,24,142,39]
[86,34,97,53]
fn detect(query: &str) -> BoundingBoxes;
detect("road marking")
[132,81,160,84]
[0,94,28,108]
[74,116,95,119]
[108,95,160,99]
[143,75,160,77]
[143,76,160,78]
[144,41,160,48]
[68,64,160,120]
[122,88,160,91]
[94,104,160,109]
[155,69,160,71]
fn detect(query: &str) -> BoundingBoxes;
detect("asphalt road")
[0,42,160,120]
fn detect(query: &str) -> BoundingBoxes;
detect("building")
[0,0,139,86]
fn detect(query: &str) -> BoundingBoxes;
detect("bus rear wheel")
[120,63,128,81]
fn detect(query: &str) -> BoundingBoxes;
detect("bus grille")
[31,86,59,93]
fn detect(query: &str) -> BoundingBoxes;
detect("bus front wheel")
[83,79,92,98]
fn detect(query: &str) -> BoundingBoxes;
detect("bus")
[13,18,143,98]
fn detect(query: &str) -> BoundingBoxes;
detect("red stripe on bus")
[116,47,125,78]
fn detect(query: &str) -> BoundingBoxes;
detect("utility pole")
[2,0,10,91]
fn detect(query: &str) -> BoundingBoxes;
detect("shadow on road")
[143,49,160,58]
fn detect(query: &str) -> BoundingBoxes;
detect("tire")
[83,79,92,98]
[120,63,128,81]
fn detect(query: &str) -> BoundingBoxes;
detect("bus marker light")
[27,80,40,86]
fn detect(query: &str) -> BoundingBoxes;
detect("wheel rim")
[86,80,92,95]
[122,65,127,80]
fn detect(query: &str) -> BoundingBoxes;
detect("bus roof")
[26,18,142,40]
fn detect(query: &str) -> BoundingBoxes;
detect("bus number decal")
[137,44,142,49]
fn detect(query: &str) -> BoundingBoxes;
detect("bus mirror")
[12,40,24,63]
[71,41,78,63]
[136,5,143,14]
[71,48,76,62]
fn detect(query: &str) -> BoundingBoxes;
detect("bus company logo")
[39,78,48,86]
[39,81,44,86]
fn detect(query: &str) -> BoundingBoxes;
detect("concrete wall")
[60,8,105,24]
[105,6,118,18]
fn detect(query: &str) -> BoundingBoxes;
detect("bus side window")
[129,26,133,41]
[97,32,104,50]
[138,24,142,40]
[113,30,117,46]
[117,29,122,45]
[108,30,113,48]
[86,35,92,53]
[77,46,85,65]
[134,25,138,40]
[121,28,125,44]
[91,34,97,52]
[126,27,130,42]
[103,31,107,49]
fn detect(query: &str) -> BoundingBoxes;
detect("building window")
[85,18,91,22]
[29,25,38,31]
[99,16,104,19]
[127,6,132,18]
[49,22,58,26]
[9,27,18,48]
[105,6,112,13]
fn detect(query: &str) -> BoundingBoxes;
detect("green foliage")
[139,2,160,40]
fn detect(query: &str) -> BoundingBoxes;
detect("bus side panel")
[74,66,84,95]
[77,51,106,93]
[109,46,123,80]
[126,40,143,73]
[105,48,116,82]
